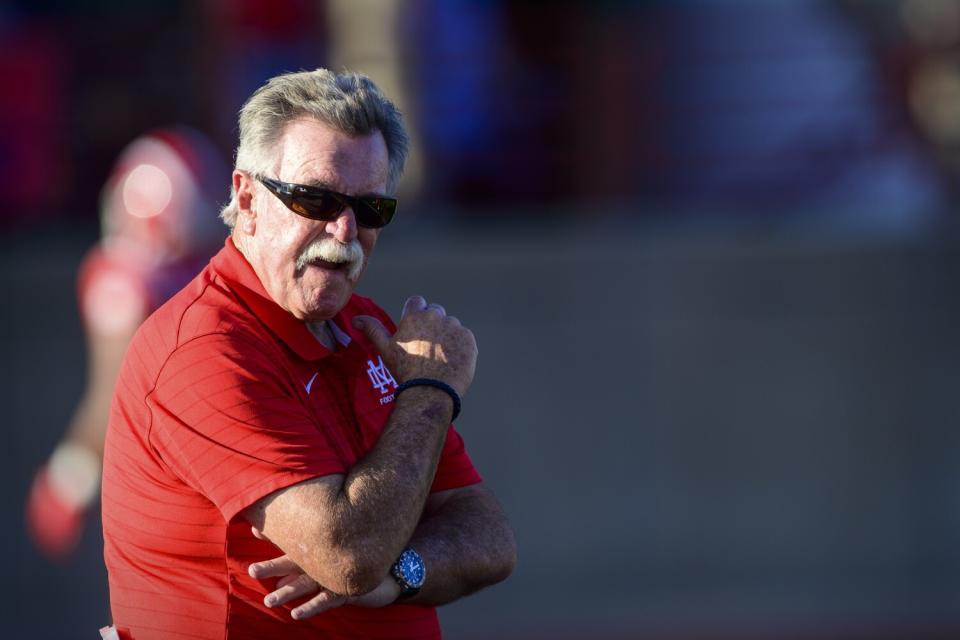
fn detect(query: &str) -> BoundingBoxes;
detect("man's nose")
[325,206,358,243]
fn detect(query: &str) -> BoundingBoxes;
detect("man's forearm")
[246,486,516,615]
[325,386,454,586]
[404,487,517,606]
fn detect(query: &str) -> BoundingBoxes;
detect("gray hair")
[220,68,409,227]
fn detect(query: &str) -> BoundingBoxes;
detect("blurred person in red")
[26,127,227,559]
[101,69,515,639]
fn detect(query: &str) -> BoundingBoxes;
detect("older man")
[102,69,516,639]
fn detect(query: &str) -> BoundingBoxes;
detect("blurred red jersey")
[102,238,481,639]
[78,246,211,335]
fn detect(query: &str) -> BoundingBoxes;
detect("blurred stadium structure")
[3,1,960,638]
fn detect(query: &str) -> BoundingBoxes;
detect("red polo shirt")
[102,238,481,639]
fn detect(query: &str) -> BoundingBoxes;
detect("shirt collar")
[211,237,346,362]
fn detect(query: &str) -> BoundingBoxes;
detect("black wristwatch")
[391,547,426,599]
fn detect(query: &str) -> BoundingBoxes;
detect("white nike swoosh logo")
[305,371,320,394]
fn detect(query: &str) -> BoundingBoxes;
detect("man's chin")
[299,287,353,322]
[293,264,365,316]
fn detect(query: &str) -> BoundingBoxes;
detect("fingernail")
[265,595,276,607]
[248,565,258,577]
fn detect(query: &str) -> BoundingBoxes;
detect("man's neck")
[307,320,337,351]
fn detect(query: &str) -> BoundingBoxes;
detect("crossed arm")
[245,479,515,618]
[241,297,517,617]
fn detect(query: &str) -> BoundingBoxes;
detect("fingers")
[401,295,427,319]
[291,590,348,620]
[263,573,318,608]
[355,295,476,397]
[250,526,268,541]
[404,297,445,318]
[276,573,303,589]
[351,315,393,354]
[353,297,447,355]
[248,555,300,579]
[388,296,477,395]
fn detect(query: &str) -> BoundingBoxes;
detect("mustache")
[296,238,365,280]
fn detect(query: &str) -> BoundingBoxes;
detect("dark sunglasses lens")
[292,192,343,221]
[355,198,396,228]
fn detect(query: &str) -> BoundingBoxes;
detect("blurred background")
[3,0,960,638]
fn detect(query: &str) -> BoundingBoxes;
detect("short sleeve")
[149,333,346,522]
[431,426,482,492]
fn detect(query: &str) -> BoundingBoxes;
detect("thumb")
[352,315,393,354]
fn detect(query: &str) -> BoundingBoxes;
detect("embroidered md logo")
[366,356,398,395]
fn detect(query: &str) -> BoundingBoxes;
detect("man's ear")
[233,170,257,235]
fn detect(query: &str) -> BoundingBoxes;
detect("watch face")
[398,549,426,588]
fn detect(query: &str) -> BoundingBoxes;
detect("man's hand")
[249,549,400,620]
[352,296,477,397]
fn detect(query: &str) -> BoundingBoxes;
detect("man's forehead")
[274,118,389,193]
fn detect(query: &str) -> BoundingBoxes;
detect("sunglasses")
[258,176,397,229]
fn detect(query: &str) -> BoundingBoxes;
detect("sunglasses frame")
[257,176,397,229]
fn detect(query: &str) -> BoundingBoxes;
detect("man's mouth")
[307,258,349,271]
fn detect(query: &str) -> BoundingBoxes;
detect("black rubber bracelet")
[395,378,461,422]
